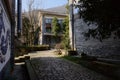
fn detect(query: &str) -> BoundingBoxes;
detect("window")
[58,19,63,24]
[46,23,51,33]
[46,28,51,33]
[45,18,52,23]
[58,19,63,30]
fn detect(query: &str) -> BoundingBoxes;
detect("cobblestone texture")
[29,50,114,80]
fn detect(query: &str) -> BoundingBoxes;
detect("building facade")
[0,0,15,79]
[38,5,67,48]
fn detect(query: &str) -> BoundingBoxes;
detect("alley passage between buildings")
[28,50,113,80]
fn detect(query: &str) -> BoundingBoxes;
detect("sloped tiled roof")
[44,5,67,14]
[22,5,68,16]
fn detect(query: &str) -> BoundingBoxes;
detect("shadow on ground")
[12,64,30,80]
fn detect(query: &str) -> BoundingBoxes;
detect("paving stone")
[29,50,114,80]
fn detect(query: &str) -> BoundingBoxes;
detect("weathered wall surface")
[0,1,11,79]
[74,19,120,60]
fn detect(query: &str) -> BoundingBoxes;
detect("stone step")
[15,55,30,63]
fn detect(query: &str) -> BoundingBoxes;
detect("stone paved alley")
[26,50,114,80]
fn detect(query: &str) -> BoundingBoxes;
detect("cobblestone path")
[29,50,114,80]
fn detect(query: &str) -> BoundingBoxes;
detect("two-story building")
[38,5,67,48]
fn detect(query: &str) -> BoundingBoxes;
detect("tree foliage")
[62,16,70,49]
[77,0,120,41]
[22,0,42,45]
[34,27,40,45]
[61,3,70,50]
[52,17,61,36]
[22,17,31,45]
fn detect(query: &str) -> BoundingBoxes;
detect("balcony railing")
[44,31,63,36]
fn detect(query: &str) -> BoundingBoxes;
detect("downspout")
[10,0,15,72]
[17,0,22,37]
[69,0,74,50]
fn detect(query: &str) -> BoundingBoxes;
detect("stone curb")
[25,60,39,80]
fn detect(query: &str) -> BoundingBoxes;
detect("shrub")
[15,45,50,57]
[55,43,63,55]
[55,43,64,49]
[68,50,78,56]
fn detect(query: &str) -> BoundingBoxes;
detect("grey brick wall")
[74,19,120,60]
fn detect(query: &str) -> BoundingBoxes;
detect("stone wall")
[74,19,120,60]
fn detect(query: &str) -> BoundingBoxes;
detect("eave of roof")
[39,10,68,16]
[45,5,67,13]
